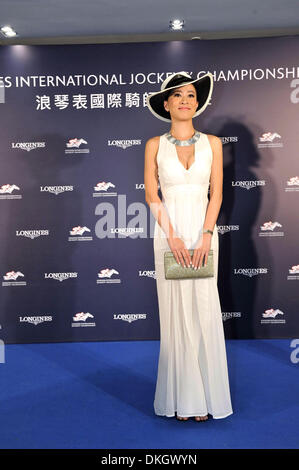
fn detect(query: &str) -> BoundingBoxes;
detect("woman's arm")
[203,135,223,234]
[144,137,192,268]
[192,135,223,268]
[144,136,176,240]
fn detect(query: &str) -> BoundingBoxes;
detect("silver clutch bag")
[164,249,214,280]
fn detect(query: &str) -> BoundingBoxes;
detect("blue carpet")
[0,339,298,449]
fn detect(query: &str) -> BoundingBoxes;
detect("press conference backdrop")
[0,36,298,344]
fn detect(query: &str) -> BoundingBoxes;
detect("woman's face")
[164,84,198,121]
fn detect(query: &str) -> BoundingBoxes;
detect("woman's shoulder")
[145,134,163,148]
[205,133,222,149]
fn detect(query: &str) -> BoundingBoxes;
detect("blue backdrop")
[0,36,298,343]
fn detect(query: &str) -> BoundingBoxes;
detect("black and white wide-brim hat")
[146,71,213,122]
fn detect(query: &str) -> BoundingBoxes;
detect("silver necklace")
[165,130,201,146]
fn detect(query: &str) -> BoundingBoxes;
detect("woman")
[144,72,233,422]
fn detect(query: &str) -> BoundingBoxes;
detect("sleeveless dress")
[153,131,233,419]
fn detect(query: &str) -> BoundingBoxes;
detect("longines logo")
[113,313,147,323]
[11,142,46,152]
[2,270,26,286]
[234,268,268,277]
[0,184,22,199]
[93,181,117,197]
[232,180,265,190]
[107,139,142,149]
[221,136,238,144]
[261,308,285,324]
[40,185,74,195]
[19,315,53,325]
[139,270,156,279]
[217,225,239,235]
[68,225,93,241]
[257,132,283,148]
[16,230,49,239]
[222,312,242,321]
[259,221,284,237]
[45,272,78,282]
[97,268,121,284]
[110,227,144,237]
[136,182,161,190]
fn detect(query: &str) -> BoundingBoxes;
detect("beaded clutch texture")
[164,249,214,280]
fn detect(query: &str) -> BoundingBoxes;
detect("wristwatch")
[203,229,213,235]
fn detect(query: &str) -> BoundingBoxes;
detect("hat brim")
[146,72,213,122]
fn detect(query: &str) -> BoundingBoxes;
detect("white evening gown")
[153,131,233,419]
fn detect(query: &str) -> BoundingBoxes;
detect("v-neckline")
[174,141,197,172]
[164,132,200,172]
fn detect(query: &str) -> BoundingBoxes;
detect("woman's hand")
[192,233,212,269]
[167,235,192,268]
